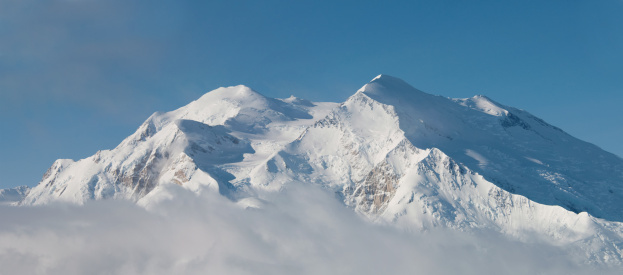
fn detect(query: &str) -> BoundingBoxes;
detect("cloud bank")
[0,184,616,275]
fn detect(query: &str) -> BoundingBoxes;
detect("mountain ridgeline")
[12,75,623,265]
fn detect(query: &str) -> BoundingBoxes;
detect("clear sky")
[1,0,622,189]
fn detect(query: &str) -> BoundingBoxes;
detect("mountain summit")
[14,75,623,264]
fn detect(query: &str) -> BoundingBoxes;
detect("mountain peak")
[282,95,315,107]
[357,74,429,101]
[369,73,402,82]
[193,85,266,106]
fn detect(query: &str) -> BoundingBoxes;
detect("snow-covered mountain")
[23,85,336,205]
[12,75,623,264]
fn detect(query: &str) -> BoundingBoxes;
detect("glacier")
[10,75,623,265]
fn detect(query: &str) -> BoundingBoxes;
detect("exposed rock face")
[350,161,398,214]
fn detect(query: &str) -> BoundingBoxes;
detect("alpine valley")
[6,75,623,266]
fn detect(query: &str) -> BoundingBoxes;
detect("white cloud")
[0,184,616,275]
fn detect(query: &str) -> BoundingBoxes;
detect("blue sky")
[1,0,622,189]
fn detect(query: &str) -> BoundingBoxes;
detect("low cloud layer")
[0,184,618,275]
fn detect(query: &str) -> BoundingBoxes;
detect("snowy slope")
[18,75,623,264]
[247,75,623,263]
[358,75,623,222]
[251,75,623,218]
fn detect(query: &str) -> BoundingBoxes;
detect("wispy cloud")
[0,184,614,274]
[0,0,184,117]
